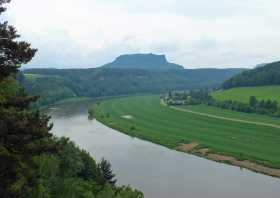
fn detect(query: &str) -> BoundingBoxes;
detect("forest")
[222,61,280,89]
[0,1,142,197]
[21,66,244,107]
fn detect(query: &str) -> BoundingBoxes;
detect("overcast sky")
[4,0,280,69]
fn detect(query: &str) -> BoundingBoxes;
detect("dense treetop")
[0,0,55,196]
[0,1,143,197]
[222,61,280,89]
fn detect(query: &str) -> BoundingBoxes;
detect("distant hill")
[20,54,245,106]
[255,63,267,68]
[103,53,184,70]
[222,61,280,89]
[21,67,243,106]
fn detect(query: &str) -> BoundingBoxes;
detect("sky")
[4,0,280,69]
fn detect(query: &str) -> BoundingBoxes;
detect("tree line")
[164,90,280,117]
[20,66,243,107]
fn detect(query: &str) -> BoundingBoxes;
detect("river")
[48,100,280,198]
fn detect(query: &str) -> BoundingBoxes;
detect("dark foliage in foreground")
[0,1,55,196]
[36,137,143,198]
[0,1,142,197]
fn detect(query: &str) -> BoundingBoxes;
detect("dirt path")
[161,100,280,129]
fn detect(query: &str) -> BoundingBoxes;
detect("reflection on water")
[49,101,280,198]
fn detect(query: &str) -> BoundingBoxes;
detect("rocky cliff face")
[103,53,184,70]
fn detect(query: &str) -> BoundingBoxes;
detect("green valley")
[21,56,244,107]
[90,95,280,176]
[3,0,280,197]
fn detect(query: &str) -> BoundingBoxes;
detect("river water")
[48,100,280,198]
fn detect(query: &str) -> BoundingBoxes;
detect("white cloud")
[4,0,280,68]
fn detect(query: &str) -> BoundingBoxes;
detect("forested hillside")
[223,61,280,89]
[21,66,244,107]
[0,1,142,197]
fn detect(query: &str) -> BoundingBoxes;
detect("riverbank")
[178,142,280,178]
[90,95,280,178]
[50,103,280,198]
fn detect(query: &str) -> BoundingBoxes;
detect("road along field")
[212,85,280,104]
[174,104,280,129]
[91,95,280,177]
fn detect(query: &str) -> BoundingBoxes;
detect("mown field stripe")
[165,102,280,129]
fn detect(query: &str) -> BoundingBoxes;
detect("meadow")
[212,85,280,104]
[181,104,280,126]
[91,95,280,169]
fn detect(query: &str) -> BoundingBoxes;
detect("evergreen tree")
[0,1,56,197]
[249,96,258,107]
[0,1,37,81]
[97,158,117,185]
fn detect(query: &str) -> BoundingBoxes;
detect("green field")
[212,85,280,104]
[181,104,280,126]
[92,95,280,168]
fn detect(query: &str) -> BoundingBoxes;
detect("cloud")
[4,0,280,68]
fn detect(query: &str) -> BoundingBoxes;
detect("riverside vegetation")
[0,1,142,197]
